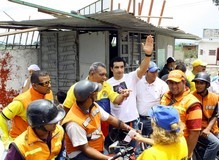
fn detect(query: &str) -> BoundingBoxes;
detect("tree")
[0,52,19,107]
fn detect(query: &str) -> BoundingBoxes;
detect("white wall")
[198,40,219,65]
[79,31,109,80]
[0,49,38,92]
[156,34,175,68]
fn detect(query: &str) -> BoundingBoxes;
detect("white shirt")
[66,104,109,158]
[209,80,219,95]
[136,76,169,116]
[107,70,139,122]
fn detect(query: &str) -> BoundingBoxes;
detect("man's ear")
[90,71,95,76]
[32,83,37,89]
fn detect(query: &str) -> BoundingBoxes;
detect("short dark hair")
[175,61,186,73]
[31,71,49,84]
[110,57,126,68]
[56,91,67,104]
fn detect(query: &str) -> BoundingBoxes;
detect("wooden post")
[148,0,154,23]
[111,0,113,11]
[118,3,121,10]
[127,0,132,12]
[139,0,144,15]
[158,0,166,26]
[133,0,136,15]
[0,27,48,37]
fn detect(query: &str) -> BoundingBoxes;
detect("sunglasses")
[38,80,51,86]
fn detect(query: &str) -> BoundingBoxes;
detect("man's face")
[111,61,124,80]
[91,66,107,84]
[167,80,185,97]
[170,62,176,69]
[33,75,51,95]
[82,92,98,111]
[44,123,57,132]
[146,70,158,83]
[91,91,98,101]
[196,65,206,72]
[195,80,207,93]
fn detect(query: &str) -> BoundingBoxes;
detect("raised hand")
[142,35,154,55]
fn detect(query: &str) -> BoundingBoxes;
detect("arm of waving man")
[137,35,154,79]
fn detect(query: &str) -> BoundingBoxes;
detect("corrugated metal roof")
[0,10,200,40]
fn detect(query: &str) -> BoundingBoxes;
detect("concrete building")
[198,30,219,65]
[0,1,200,105]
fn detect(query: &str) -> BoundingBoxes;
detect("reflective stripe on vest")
[91,108,100,117]
[25,147,42,157]
[83,108,100,127]
[87,126,101,140]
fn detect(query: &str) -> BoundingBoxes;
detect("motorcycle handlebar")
[109,147,134,160]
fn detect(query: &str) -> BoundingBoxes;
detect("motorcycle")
[192,139,219,160]
[107,122,150,160]
[109,146,135,160]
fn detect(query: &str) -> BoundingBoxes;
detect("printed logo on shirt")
[206,106,215,110]
[102,91,108,98]
[113,82,127,94]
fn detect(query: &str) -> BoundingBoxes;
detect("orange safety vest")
[161,89,202,138]
[62,102,104,154]
[45,90,54,101]
[192,91,219,134]
[13,125,64,160]
[10,88,48,138]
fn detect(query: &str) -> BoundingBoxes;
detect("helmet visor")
[48,105,65,124]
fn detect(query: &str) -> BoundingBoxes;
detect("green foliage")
[184,50,198,59]
[175,43,198,59]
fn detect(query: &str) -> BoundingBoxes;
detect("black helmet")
[192,72,210,87]
[27,99,65,127]
[74,80,101,102]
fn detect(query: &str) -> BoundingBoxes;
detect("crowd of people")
[0,34,219,160]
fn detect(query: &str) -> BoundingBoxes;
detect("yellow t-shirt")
[186,70,196,91]
[2,101,25,120]
[137,136,188,160]
[63,81,119,109]
[0,101,24,141]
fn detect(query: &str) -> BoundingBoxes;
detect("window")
[209,50,216,56]
[200,49,203,55]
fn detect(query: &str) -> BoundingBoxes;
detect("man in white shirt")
[22,64,40,93]
[136,61,168,136]
[209,70,219,95]
[107,35,154,130]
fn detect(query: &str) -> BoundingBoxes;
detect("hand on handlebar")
[132,132,143,142]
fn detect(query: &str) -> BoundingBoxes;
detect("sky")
[0,0,219,40]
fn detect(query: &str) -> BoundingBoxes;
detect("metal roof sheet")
[0,10,200,40]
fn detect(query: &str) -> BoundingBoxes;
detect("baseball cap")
[148,61,159,72]
[149,105,180,132]
[166,70,186,82]
[28,64,40,71]
[192,59,207,67]
[166,57,176,64]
